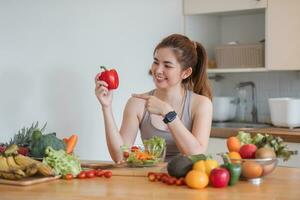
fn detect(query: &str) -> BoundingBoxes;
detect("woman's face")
[151,47,187,89]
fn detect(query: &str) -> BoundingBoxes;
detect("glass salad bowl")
[121,136,166,168]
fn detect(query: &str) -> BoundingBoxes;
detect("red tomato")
[65,174,73,180]
[86,170,95,178]
[96,170,104,177]
[77,172,86,179]
[123,151,129,158]
[130,146,139,152]
[210,168,230,188]
[104,171,112,178]
[97,66,119,90]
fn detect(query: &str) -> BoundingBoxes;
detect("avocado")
[167,154,193,178]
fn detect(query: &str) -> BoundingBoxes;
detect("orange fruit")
[227,152,242,164]
[227,137,241,152]
[242,161,263,179]
[185,170,209,189]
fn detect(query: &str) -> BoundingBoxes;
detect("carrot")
[63,138,69,144]
[66,134,78,154]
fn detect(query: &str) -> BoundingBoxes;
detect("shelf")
[208,67,268,73]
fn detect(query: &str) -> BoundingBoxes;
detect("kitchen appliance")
[213,96,238,122]
[268,98,300,129]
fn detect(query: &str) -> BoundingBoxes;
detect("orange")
[227,136,241,152]
[227,152,242,164]
[242,161,263,179]
[185,170,209,189]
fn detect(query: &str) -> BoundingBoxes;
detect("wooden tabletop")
[211,127,300,143]
[1,166,299,200]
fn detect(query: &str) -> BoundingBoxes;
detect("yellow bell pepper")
[193,159,219,176]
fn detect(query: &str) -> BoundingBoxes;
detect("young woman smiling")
[95,34,212,162]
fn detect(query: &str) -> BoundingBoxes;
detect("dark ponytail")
[154,34,212,101]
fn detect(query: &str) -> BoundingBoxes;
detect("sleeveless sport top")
[139,90,193,161]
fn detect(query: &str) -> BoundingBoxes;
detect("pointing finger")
[132,93,150,100]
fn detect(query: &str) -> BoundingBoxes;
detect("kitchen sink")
[212,122,272,129]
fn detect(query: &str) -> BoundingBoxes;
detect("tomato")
[96,170,105,177]
[86,170,95,178]
[123,151,129,158]
[65,173,73,180]
[104,171,112,178]
[77,172,86,179]
[210,168,230,188]
[131,146,139,152]
[97,66,119,90]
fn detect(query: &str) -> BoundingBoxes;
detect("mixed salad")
[121,136,166,167]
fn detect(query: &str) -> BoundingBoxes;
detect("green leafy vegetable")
[236,131,253,145]
[43,146,81,176]
[143,136,166,158]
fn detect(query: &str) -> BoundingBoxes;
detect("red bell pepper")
[97,66,119,90]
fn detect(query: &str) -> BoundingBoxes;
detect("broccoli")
[30,130,66,158]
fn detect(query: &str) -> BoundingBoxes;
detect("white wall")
[0,0,183,160]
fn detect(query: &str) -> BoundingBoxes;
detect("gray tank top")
[139,90,193,161]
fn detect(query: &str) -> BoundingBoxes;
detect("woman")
[95,34,212,163]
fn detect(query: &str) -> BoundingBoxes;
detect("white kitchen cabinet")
[183,0,300,73]
[266,0,300,70]
[184,0,267,15]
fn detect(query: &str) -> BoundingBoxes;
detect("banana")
[6,156,23,170]
[25,163,38,177]
[14,154,55,177]
[14,154,37,168]
[0,156,10,172]
[37,163,55,176]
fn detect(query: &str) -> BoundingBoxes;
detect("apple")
[209,168,230,188]
[239,144,257,159]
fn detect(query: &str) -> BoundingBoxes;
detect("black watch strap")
[163,111,177,124]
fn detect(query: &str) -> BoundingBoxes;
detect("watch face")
[163,111,177,123]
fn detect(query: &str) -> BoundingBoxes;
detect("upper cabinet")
[266,0,300,70]
[183,0,300,73]
[184,0,267,14]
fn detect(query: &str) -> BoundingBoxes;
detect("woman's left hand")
[132,94,172,116]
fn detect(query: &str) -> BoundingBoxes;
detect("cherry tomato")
[77,172,86,179]
[86,170,95,178]
[65,173,73,180]
[104,171,112,178]
[131,146,139,152]
[96,170,105,177]
[123,151,129,158]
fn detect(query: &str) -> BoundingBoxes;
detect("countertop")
[211,127,300,143]
[1,165,300,200]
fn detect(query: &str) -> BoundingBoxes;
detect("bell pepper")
[98,66,119,90]
[193,159,219,176]
[221,154,241,186]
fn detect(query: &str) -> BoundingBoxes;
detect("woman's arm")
[103,97,142,163]
[166,95,212,155]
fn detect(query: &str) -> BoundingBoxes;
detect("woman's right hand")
[95,75,113,108]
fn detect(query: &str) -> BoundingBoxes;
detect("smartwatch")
[163,111,177,124]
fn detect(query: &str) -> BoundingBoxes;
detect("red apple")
[209,168,230,188]
[239,144,257,159]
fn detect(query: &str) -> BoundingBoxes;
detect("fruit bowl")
[231,157,278,185]
[121,145,166,168]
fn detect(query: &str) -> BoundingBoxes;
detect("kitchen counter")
[211,127,300,143]
[0,166,299,200]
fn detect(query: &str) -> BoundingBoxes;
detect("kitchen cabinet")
[183,0,300,73]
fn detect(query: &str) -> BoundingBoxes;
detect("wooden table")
[1,166,299,200]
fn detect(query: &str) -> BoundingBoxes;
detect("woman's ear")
[182,67,193,79]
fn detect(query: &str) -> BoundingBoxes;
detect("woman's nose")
[153,64,163,74]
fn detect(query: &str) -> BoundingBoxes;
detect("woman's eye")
[165,65,172,68]
[153,61,158,65]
